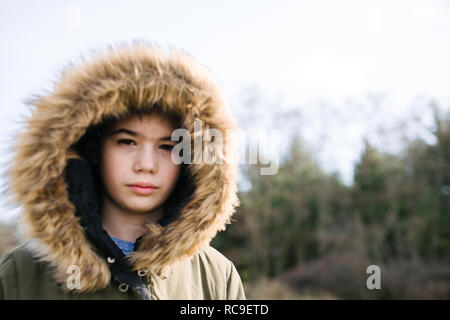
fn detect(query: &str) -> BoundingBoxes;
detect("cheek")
[100,148,125,183]
[164,163,181,187]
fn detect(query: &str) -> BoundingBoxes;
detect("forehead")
[107,112,177,133]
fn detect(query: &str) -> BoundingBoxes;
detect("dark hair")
[96,105,182,140]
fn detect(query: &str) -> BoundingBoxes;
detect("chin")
[125,202,160,213]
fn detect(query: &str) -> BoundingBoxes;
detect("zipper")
[147,273,154,299]
[137,269,153,300]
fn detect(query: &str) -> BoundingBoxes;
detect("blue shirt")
[109,235,135,256]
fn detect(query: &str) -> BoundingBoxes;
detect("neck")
[101,196,164,242]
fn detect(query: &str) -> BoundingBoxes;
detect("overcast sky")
[1,0,449,222]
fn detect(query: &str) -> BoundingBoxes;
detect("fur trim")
[4,41,240,292]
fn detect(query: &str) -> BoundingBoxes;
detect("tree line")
[212,103,449,299]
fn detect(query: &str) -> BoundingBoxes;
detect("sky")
[1,0,449,222]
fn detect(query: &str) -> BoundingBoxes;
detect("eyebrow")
[109,128,173,141]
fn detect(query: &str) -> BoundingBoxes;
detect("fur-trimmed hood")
[3,42,239,293]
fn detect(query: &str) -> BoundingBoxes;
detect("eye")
[117,139,136,146]
[160,144,174,151]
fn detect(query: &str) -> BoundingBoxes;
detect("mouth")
[127,183,158,195]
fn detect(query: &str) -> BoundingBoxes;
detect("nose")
[133,144,158,173]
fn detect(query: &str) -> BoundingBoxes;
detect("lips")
[129,183,158,188]
[128,183,158,195]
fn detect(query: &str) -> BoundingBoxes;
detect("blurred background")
[0,0,449,299]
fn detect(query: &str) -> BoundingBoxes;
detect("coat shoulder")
[0,243,44,276]
[193,246,246,299]
[195,246,234,275]
[152,245,244,300]
[1,244,35,265]
[0,244,39,299]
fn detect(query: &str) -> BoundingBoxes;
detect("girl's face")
[98,113,181,219]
